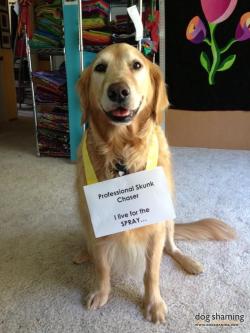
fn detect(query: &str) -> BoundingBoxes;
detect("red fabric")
[15,39,27,57]
[18,0,33,38]
[143,9,160,52]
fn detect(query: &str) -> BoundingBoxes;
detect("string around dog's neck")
[82,129,159,185]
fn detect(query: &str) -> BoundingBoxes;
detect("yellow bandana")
[82,129,159,185]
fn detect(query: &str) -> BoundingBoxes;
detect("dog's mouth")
[103,100,143,124]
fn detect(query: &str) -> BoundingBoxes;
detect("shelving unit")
[27,0,69,157]
[26,44,70,157]
[79,0,143,56]
[30,48,65,56]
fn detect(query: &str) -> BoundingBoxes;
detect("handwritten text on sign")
[83,167,176,238]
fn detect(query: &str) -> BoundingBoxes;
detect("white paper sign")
[83,167,176,238]
[127,5,144,41]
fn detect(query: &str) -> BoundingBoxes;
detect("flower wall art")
[164,0,250,110]
[186,0,250,85]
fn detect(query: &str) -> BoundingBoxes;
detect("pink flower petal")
[201,0,238,24]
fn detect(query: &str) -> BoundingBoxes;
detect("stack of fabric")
[82,0,111,52]
[29,0,64,49]
[110,14,136,45]
[33,69,70,157]
[38,106,70,157]
[33,70,67,104]
[38,108,69,133]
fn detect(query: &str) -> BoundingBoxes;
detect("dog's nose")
[107,83,130,103]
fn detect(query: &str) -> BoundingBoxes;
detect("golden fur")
[76,43,236,324]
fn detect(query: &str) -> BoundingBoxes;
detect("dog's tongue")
[112,108,130,117]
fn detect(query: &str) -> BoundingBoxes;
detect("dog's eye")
[132,61,142,70]
[94,63,107,73]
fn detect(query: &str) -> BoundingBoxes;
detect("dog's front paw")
[144,298,167,324]
[87,290,109,310]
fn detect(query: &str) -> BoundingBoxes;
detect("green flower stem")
[208,23,220,85]
[221,38,237,54]
[204,38,211,46]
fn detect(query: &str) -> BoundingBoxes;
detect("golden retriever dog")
[75,43,235,324]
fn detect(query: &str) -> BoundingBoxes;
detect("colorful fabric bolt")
[30,0,64,49]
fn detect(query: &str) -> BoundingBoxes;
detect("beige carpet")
[0,118,249,333]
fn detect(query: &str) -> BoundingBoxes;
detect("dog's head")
[77,43,168,126]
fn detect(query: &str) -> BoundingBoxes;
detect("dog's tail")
[174,219,236,240]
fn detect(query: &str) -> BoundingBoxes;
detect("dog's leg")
[87,245,111,310]
[143,229,167,324]
[164,221,203,274]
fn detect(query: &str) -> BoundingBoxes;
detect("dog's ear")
[150,62,168,124]
[77,65,92,124]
